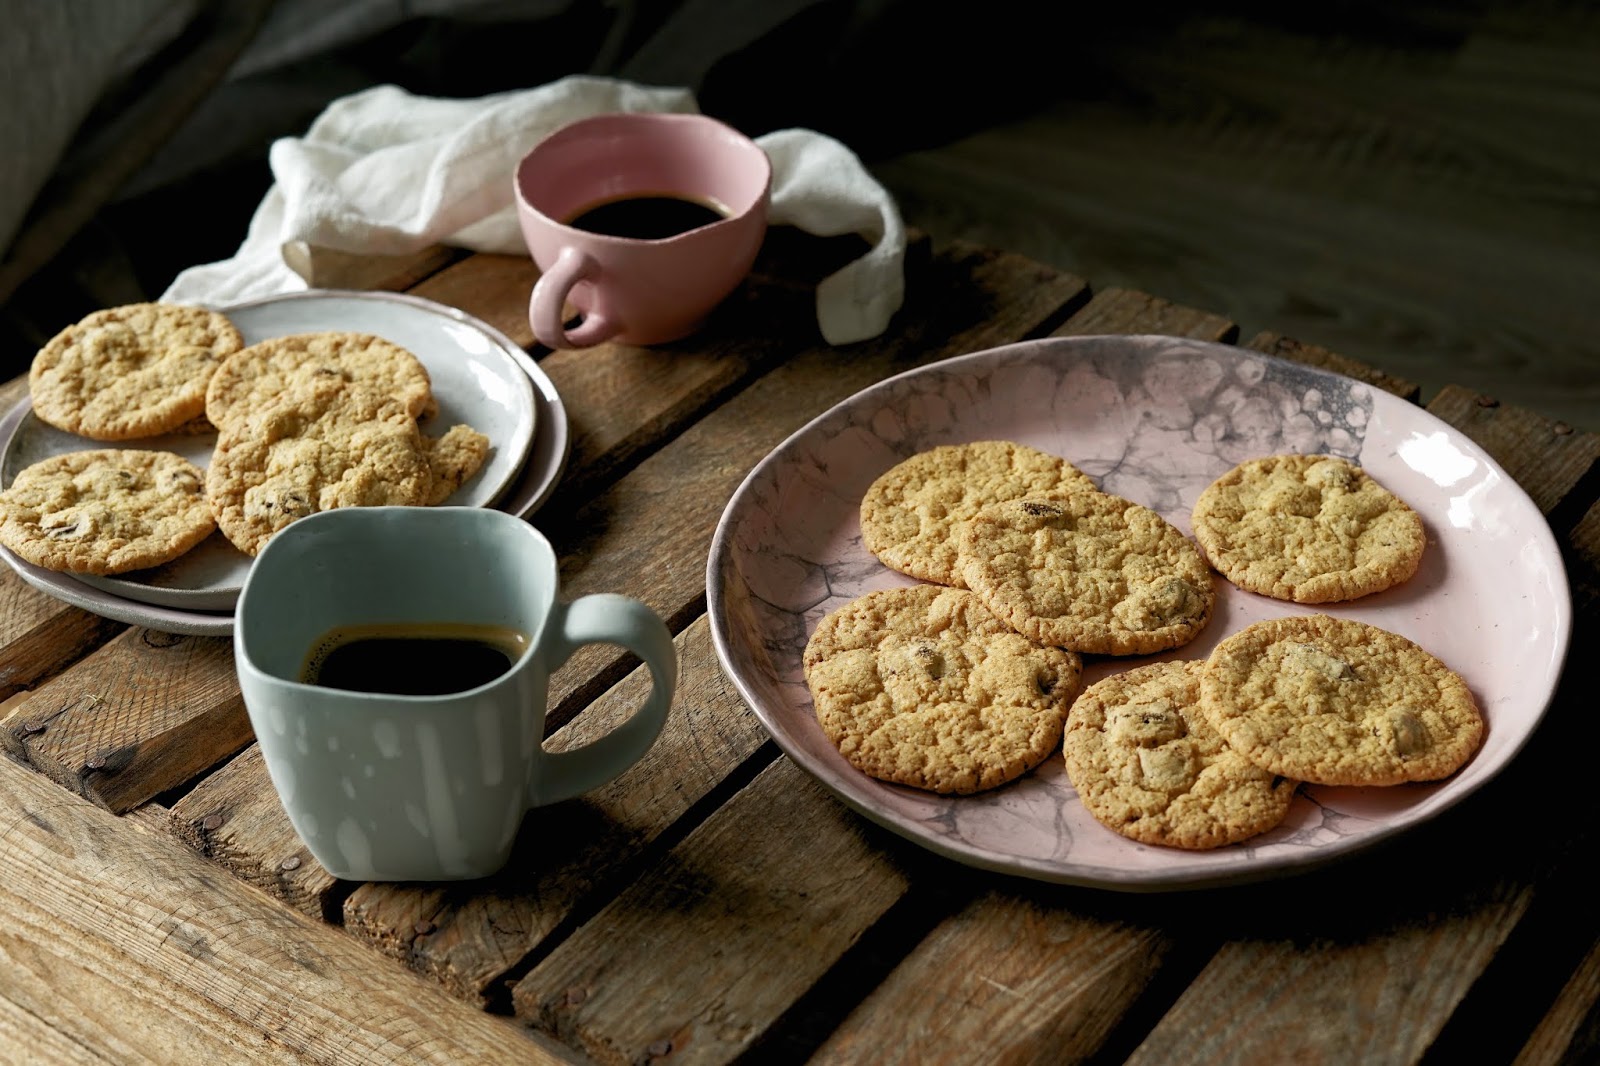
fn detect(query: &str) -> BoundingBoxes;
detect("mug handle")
[529,246,623,349]
[532,593,677,806]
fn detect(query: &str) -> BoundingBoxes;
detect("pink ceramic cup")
[513,112,772,349]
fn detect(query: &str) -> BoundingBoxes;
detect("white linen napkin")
[163,74,906,345]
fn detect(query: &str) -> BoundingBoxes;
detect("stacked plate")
[0,290,571,636]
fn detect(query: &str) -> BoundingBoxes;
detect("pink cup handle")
[529,247,621,349]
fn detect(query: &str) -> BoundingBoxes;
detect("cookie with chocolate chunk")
[802,584,1083,795]
[859,441,1096,588]
[206,376,433,556]
[0,449,214,574]
[205,331,435,432]
[958,490,1214,656]
[1199,614,1483,786]
[1191,453,1426,603]
[1063,660,1299,849]
[29,303,244,440]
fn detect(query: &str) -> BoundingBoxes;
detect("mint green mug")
[234,506,676,881]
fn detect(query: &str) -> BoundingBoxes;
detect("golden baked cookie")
[206,377,433,556]
[859,441,1096,588]
[958,490,1214,656]
[802,584,1083,795]
[28,303,244,440]
[1199,614,1483,787]
[1190,453,1426,603]
[421,424,492,505]
[0,449,214,575]
[204,331,434,431]
[1062,660,1299,849]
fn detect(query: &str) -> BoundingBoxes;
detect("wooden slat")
[814,887,1173,1064]
[510,758,913,1065]
[0,749,574,1063]
[1513,935,1600,1066]
[0,996,113,1065]
[1,629,250,812]
[1246,330,1421,402]
[1056,286,1239,341]
[1424,385,1600,520]
[0,607,125,703]
[340,615,771,1005]
[1126,880,1532,1064]
[167,744,340,920]
[1570,498,1600,621]
[403,252,540,349]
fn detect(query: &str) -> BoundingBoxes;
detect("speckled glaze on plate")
[0,290,571,635]
[706,334,1572,891]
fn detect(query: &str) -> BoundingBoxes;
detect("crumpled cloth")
[163,75,906,345]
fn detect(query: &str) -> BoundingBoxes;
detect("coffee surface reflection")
[565,193,727,240]
[300,621,530,696]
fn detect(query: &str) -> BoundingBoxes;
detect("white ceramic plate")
[0,290,571,635]
[706,335,1573,891]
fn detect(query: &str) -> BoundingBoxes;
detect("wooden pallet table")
[2,227,1596,1065]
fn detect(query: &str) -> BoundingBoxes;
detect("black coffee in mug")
[300,621,531,696]
[564,193,727,239]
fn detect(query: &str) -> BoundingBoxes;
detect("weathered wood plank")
[511,757,913,1065]
[401,251,539,349]
[1,628,250,813]
[1570,498,1600,621]
[1126,879,1532,1065]
[167,744,341,921]
[340,615,772,1004]
[1056,286,1238,341]
[1246,330,1421,402]
[0,750,573,1063]
[0,607,126,703]
[1424,385,1600,521]
[814,887,1173,1065]
[0,995,113,1065]
[1512,934,1600,1066]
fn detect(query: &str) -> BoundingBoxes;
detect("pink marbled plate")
[706,335,1572,891]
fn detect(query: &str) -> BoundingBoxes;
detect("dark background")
[4,0,1595,429]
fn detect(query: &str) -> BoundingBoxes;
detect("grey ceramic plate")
[706,334,1572,891]
[0,290,570,634]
